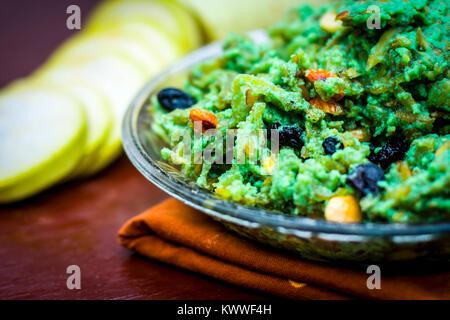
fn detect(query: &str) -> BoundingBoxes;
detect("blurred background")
[0,0,99,87]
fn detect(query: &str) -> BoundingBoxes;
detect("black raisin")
[266,122,281,142]
[157,88,195,111]
[322,136,343,155]
[372,137,410,169]
[278,126,304,150]
[346,163,385,196]
[271,122,281,130]
[368,143,378,163]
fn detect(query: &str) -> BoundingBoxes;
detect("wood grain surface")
[0,0,266,300]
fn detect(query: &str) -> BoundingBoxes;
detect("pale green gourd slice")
[44,33,162,77]
[0,82,86,203]
[38,54,146,175]
[86,0,202,52]
[88,22,183,67]
[39,82,113,178]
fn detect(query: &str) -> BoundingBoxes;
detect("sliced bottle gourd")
[0,81,86,203]
[38,51,146,175]
[0,0,205,203]
[35,81,113,178]
[86,0,202,52]
[87,22,183,67]
[43,33,163,78]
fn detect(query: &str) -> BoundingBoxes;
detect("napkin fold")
[119,199,450,300]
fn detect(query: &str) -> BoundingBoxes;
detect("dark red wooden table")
[0,0,266,300]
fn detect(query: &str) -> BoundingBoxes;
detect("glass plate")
[122,31,450,266]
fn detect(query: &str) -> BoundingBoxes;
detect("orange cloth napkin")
[119,199,450,300]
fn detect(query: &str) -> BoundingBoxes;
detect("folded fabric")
[119,199,450,300]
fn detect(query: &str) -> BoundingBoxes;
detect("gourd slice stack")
[0,0,202,203]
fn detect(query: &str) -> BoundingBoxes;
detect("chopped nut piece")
[245,89,258,107]
[395,110,435,125]
[435,141,450,157]
[295,69,304,78]
[345,68,361,79]
[299,84,311,100]
[319,12,343,33]
[396,161,412,181]
[189,108,218,132]
[366,27,403,71]
[244,142,256,158]
[262,156,276,174]
[310,97,345,115]
[349,129,371,142]
[215,187,231,199]
[194,163,202,175]
[325,195,362,223]
[416,28,429,51]
[263,176,272,187]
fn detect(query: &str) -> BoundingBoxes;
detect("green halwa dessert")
[150,0,449,223]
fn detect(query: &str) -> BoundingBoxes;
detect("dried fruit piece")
[322,136,343,155]
[157,88,195,111]
[278,126,304,150]
[325,195,362,223]
[336,10,350,21]
[346,163,385,196]
[372,137,410,169]
[368,143,377,163]
[310,97,345,115]
[189,108,218,132]
[305,69,337,84]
